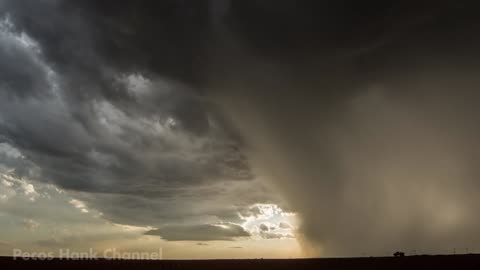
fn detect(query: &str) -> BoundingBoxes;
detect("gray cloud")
[260,232,294,240]
[259,224,269,232]
[146,223,250,241]
[0,21,51,99]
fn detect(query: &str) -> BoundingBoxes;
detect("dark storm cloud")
[146,223,250,241]
[3,0,480,256]
[0,0,264,231]
[0,0,252,186]
[0,24,51,99]
[1,0,211,86]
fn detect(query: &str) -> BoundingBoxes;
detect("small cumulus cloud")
[278,222,291,229]
[22,183,36,197]
[69,199,89,213]
[0,174,39,202]
[22,219,39,231]
[259,223,269,232]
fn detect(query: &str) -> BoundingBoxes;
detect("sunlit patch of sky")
[241,203,298,240]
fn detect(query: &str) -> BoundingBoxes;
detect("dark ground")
[1,255,480,269]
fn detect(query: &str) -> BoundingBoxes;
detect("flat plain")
[2,254,480,270]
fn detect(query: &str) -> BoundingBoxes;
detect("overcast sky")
[1,0,480,258]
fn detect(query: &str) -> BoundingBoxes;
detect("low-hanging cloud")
[146,223,250,241]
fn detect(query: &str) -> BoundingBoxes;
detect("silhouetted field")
[2,254,480,270]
